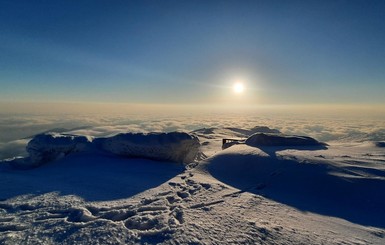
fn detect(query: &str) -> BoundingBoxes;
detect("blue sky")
[1,0,384,106]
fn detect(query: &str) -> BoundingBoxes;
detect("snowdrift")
[201,144,385,228]
[245,133,326,147]
[10,132,200,168]
[26,133,93,167]
[220,131,326,150]
[1,125,385,244]
[0,154,184,201]
[98,132,200,164]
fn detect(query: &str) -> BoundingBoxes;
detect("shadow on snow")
[207,145,385,228]
[0,153,184,202]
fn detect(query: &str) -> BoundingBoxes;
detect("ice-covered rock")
[245,133,325,147]
[99,132,200,164]
[24,133,92,167]
[10,131,200,168]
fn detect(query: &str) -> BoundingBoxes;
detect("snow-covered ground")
[1,126,385,244]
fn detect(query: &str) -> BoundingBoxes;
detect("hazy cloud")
[1,112,384,160]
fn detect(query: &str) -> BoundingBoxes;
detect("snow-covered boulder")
[12,132,201,168]
[99,132,200,164]
[25,133,92,167]
[245,133,325,147]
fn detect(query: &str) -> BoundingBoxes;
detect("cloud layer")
[1,111,384,160]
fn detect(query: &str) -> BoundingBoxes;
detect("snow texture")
[25,133,92,167]
[99,132,200,164]
[1,126,385,244]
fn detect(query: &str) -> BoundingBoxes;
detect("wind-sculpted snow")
[245,133,326,147]
[1,127,385,244]
[26,133,93,167]
[10,132,200,168]
[201,143,385,228]
[220,131,326,150]
[98,132,200,164]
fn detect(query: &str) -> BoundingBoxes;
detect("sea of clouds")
[1,111,384,160]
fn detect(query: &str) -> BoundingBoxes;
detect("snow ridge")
[10,132,200,168]
[245,133,326,147]
[98,132,201,164]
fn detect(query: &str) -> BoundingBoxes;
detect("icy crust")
[1,127,385,244]
[245,133,326,147]
[11,132,200,168]
[20,133,92,168]
[201,143,385,229]
[98,132,200,164]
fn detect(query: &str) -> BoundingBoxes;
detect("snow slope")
[1,154,184,202]
[1,127,385,244]
[200,144,385,228]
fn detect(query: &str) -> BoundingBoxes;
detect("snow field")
[1,126,385,244]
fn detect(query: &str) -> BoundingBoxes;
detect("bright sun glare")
[233,82,245,94]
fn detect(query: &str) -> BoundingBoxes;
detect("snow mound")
[10,132,200,168]
[193,126,283,154]
[21,133,92,167]
[201,144,385,228]
[245,133,325,147]
[99,132,200,164]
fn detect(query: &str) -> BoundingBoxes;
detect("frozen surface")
[9,132,200,168]
[1,154,184,202]
[200,144,385,228]
[25,133,92,167]
[99,132,200,164]
[245,132,326,147]
[0,126,385,244]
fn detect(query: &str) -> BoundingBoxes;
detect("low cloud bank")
[0,113,384,160]
[0,139,29,160]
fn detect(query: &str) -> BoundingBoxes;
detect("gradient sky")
[1,0,384,107]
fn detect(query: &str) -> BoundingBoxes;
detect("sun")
[233,82,245,94]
